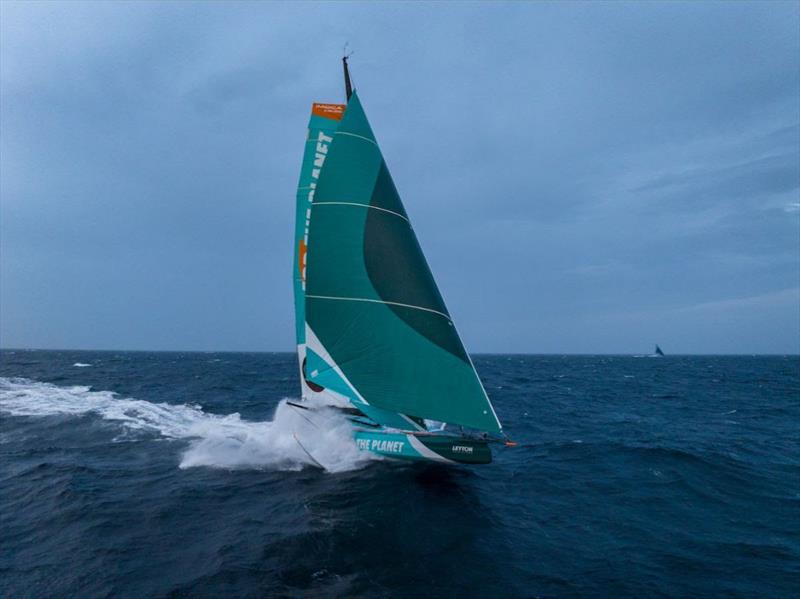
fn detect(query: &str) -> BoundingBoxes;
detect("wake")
[0,377,375,473]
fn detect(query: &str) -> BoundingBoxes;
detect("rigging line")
[293,433,326,470]
[335,131,377,146]
[288,403,320,429]
[312,202,409,223]
[400,414,426,431]
[306,294,452,321]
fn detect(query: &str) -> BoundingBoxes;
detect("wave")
[0,377,374,473]
[73,363,92,367]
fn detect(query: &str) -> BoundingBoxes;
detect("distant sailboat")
[654,344,665,357]
[290,57,508,464]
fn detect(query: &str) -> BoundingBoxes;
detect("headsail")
[300,90,501,434]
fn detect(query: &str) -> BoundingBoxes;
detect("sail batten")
[312,202,410,222]
[306,294,453,320]
[299,91,501,433]
[335,131,378,145]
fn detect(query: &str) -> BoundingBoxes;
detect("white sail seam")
[306,295,451,321]
[313,202,409,223]
[335,131,378,146]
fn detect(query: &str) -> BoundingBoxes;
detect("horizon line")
[1,347,798,357]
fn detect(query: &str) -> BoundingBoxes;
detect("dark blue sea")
[1,351,798,598]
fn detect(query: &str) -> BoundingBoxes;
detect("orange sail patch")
[298,239,307,282]
[312,103,346,121]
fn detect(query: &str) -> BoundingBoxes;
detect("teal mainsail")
[293,102,345,396]
[297,90,502,435]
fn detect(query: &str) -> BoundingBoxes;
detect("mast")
[342,54,353,101]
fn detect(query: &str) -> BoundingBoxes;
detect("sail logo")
[357,438,405,454]
[310,131,333,180]
[300,130,334,286]
[311,103,345,121]
[298,239,307,283]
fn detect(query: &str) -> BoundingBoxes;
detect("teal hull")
[353,429,492,464]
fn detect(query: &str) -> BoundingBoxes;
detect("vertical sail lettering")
[301,131,334,288]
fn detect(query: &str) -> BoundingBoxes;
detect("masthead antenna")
[342,43,354,101]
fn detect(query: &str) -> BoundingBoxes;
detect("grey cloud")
[1,1,798,353]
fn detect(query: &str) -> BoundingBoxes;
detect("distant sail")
[655,345,665,357]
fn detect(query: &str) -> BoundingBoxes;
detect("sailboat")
[290,57,507,464]
[654,344,665,357]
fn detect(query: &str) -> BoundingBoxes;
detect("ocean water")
[0,351,798,598]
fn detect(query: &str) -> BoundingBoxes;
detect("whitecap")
[73,363,92,368]
[0,377,375,473]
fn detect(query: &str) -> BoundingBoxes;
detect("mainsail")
[293,102,345,397]
[294,90,501,434]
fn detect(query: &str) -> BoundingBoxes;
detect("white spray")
[0,377,377,473]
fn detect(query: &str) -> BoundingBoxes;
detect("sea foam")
[0,377,374,473]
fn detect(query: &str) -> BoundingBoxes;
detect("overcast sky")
[1,1,798,354]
